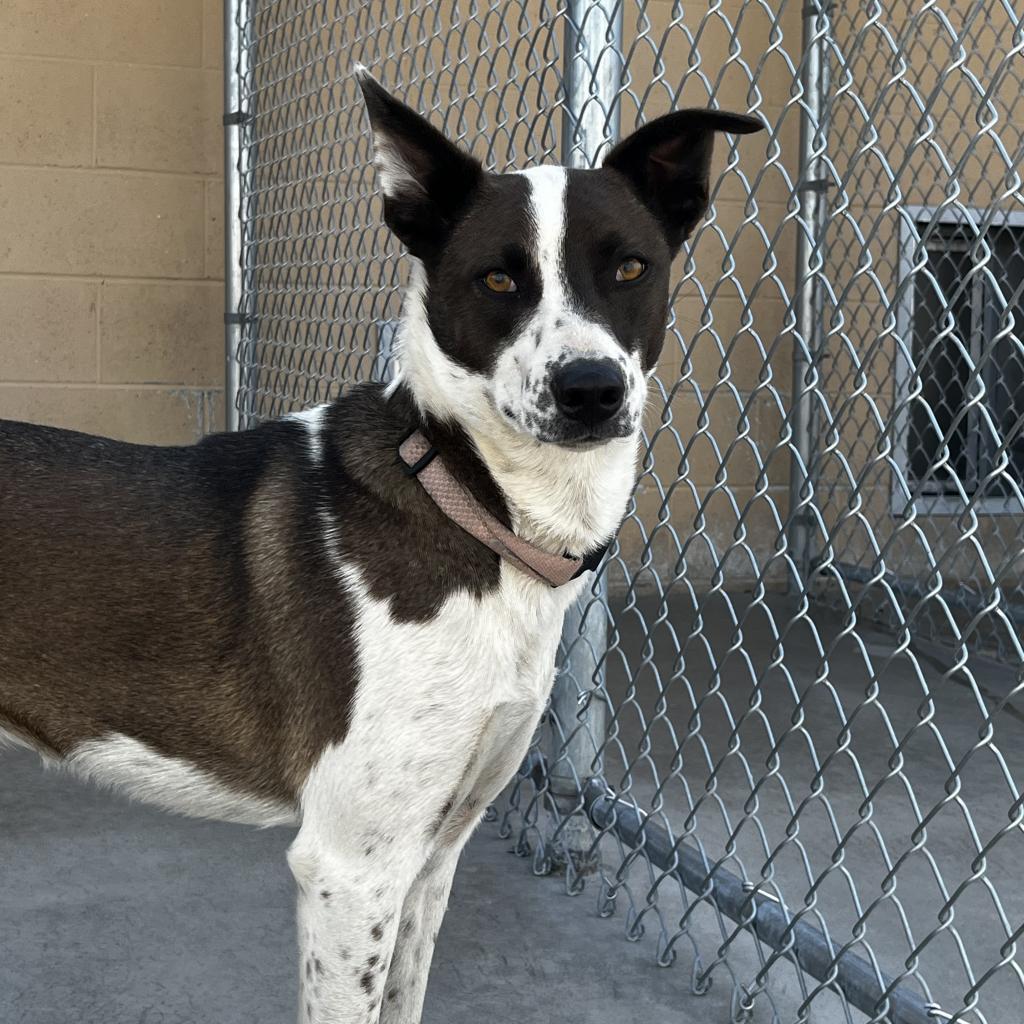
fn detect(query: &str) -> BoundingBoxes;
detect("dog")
[0,70,761,1024]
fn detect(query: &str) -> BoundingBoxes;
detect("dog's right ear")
[356,67,482,260]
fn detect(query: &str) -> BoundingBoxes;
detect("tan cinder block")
[96,66,221,175]
[682,198,795,303]
[206,178,224,280]
[622,480,791,586]
[204,0,224,68]
[810,484,996,590]
[814,388,895,486]
[0,168,204,278]
[0,278,97,382]
[0,385,214,444]
[662,293,791,397]
[642,387,786,492]
[829,0,1021,215]
[100,281,223,385]
[0,0,202,66]
[627,0,803,205]
[0,59,93,167]
[206,387,225,433]
[821,301,900,401]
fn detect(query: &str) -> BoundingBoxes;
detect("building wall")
[814,0,1023,607]
[0,0,225,444]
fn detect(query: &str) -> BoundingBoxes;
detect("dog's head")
[357,71,762,448]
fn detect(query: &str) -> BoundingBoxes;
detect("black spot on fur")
[313,956,324,976]
[388,988,399,1001]
[371,923,384,942]
[364,845,375,857]
[320,890,331,901]
[430,794,457,835]
[367,955,380,969]
[361,971,375,993]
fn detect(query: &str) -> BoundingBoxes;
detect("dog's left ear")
[355,67,482,260]
[603,109,765,253]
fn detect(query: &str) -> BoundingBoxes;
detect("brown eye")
[616,257,647,282]
[483,270,517,293]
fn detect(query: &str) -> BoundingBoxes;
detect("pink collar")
[398,431,608,588]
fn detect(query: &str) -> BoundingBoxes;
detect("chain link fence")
[224,1,1024,1021]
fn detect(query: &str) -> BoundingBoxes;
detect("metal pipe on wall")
[544,0,625,872]
[787,0,832,584]
[223,0,247,431]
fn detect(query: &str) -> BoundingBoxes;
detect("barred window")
[898,211,1024,511]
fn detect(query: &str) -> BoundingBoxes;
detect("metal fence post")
[547,578,610,875]
[787,0,831,583]
[223,0,247,431]
[560,0,624,169]
[544,0,623,874]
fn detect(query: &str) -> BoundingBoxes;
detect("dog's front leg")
[377,844,463,1024]
[287,830,421,1024]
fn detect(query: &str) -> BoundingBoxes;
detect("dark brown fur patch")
[0,383,508,803]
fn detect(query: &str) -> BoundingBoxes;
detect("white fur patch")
[301,541,585,859]
[285,404,328,465]
[64,733,297,827]
[522,164,570,302]
[287,557,583,1020]
[375,140,425,199]
[299,560,570,837]
[491,165,647,442]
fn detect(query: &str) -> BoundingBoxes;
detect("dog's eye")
[615,258,647,282]
[483,270,517,294]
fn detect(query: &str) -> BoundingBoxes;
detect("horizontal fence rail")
[226,1,1024,1022]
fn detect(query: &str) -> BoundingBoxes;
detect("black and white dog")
[0,71,761,1024]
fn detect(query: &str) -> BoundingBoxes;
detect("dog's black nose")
[551,360,625,428]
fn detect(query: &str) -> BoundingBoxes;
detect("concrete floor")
[545,590,1024,1024]
[3,591,1021,1024]
[0,743,719,1024]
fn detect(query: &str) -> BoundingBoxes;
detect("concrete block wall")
[0,0,225,444]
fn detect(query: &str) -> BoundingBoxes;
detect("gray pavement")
[3,590,1021,1024]
[0,743,709,1024]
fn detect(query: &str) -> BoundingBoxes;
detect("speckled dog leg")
[377,846,463,1024]
[287,836,417,1024]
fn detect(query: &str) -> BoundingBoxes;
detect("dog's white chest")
[298,564,584,848]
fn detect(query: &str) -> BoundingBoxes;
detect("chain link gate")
[223,2,1024,1022]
